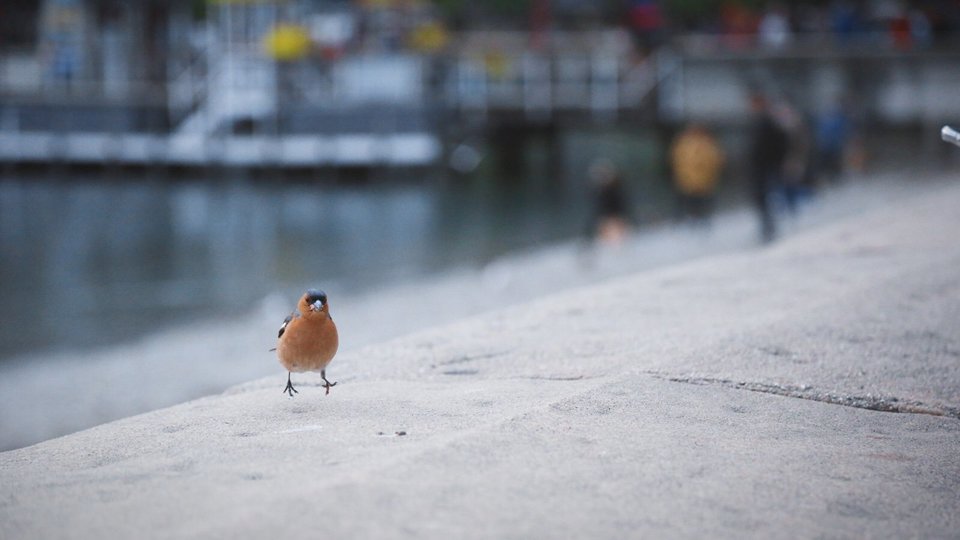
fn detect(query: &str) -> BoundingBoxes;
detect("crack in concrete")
[506,374,590,381]
[431,350,510,369]
[442,369,479,376]
[652,374,960,419]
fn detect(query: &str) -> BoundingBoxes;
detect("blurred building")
[0,0,446,167]
[0,1,958,169]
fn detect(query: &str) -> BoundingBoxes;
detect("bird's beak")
[310,300,323,312]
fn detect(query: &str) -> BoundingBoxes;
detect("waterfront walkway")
[0,173,940,451]
[2,177,959,538]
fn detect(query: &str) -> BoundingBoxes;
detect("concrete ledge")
[2,182,960,539]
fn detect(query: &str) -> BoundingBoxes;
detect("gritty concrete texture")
[2,180,960,539]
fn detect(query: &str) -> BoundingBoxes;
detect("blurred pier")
[0,132,439,168]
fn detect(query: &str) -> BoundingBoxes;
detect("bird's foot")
[283,379,299,397]
[322,378,337,396]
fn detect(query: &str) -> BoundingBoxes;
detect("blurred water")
[0,127,688,361]
[0,170,593,361]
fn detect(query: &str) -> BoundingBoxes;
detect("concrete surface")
[0,174,942,451]
[2,180,959,539]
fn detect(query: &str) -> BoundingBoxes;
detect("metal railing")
[445,51,656,120]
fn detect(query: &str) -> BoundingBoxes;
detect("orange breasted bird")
[276,289,339,397]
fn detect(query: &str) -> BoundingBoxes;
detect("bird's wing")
[277,311,299,339]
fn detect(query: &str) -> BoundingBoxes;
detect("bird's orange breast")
[276,314,338,373]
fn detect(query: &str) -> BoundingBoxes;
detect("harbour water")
[0,175,546,359]
[0,130,675,361]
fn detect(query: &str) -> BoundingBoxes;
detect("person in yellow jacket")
[670,123,725,224]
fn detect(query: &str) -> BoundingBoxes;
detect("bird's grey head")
[305,289,327,312]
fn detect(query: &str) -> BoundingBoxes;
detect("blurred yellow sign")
[358,0,399,8]
[263,24,311,61]
[484,50,509,79]
[408,21,449,53]
[209,0,281,4]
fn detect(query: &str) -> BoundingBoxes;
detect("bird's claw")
[323,380,337,396]
[283,381,299,397]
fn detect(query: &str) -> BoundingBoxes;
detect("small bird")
[275,289,339,397]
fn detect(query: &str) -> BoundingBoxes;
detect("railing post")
[590,52,618,121]
[523,52,550,121]
[656,48,684,123]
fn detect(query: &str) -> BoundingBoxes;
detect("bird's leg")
[321,369,337,396]
[283,372,299,397]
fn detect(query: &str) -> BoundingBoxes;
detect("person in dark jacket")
[587,160,631,245]
[748,91,789,243]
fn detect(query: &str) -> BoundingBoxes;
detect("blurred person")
[670,123,725,225]
[889,15,911,48]
[530,0,553,50]
[775,101,813,215]
[909,8,933,48]
[830,1,864,45]
[45,35,80,88]
[747,91,789,243]
[587,160,632,246]
[758,3,792,49]
[627,0,666,53]
[719,2,759,50]
[814,100,852,184]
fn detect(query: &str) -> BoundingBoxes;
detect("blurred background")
[1,0,959,449]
